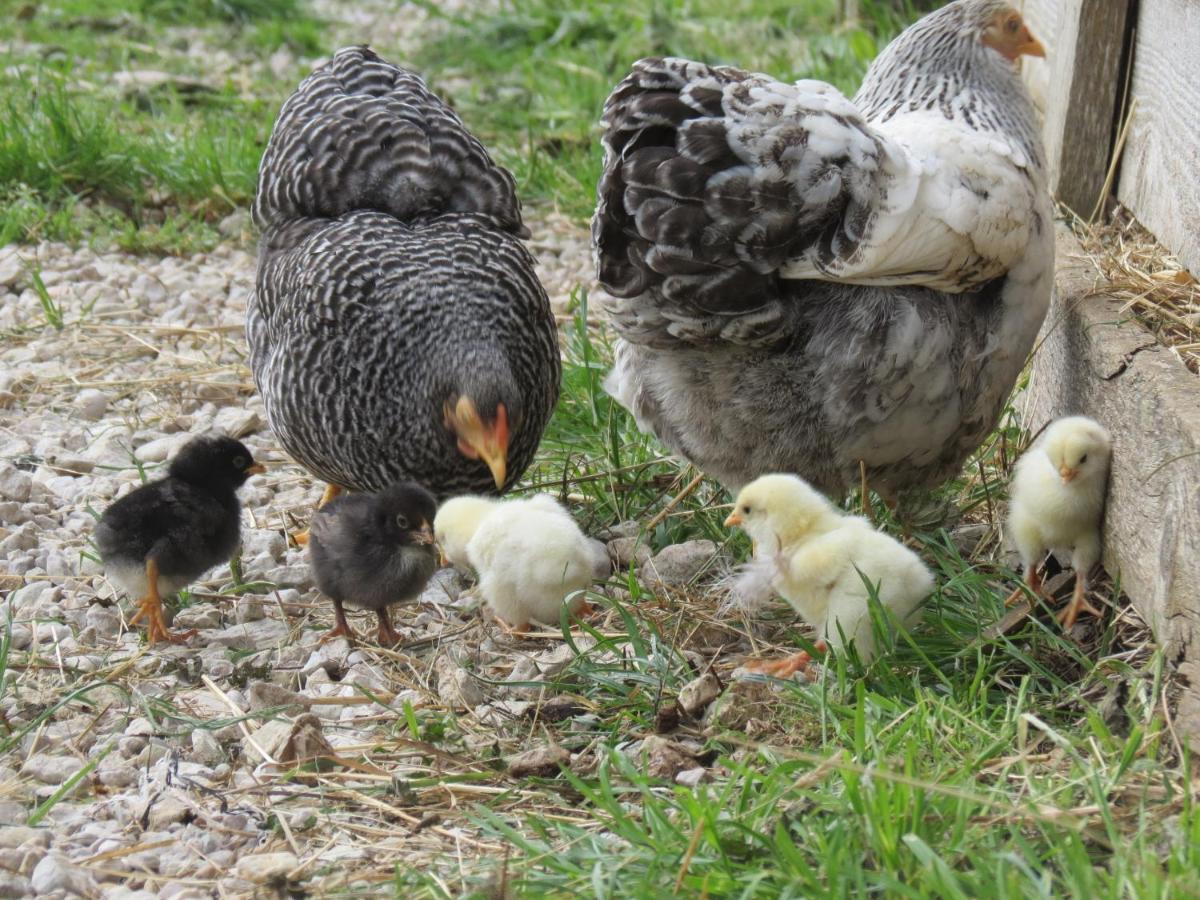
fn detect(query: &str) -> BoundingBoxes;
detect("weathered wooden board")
[1117,0,1200,276]
[1023,226,1200,743]
[1018,0,1133,218]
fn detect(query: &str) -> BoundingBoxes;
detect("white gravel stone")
[644,540,719,587]
[234,851,298,883]
[31,852,99,897]
[0,464,32,502]
[19,754,84,786]
[75,389,109,421]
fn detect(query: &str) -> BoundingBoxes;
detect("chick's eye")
[232,455,246,468]
[742,505,751,514]
[1005,15,1020,32]
[395,514,409,530]
[1079,454,1088,464]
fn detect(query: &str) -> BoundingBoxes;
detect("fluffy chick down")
[729,474,934,662]
[434,493,592,629]
[1008,416,1112,573]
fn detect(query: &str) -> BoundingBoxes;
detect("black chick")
[307,481,438,645]
[95,435,264,644]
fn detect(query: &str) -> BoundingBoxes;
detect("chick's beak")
[245,463,267,476]
[437,545,449,567]
[724,511,743,528]
[413,523,435,546]
[1059,466,1078,483]
[446,397,509,490]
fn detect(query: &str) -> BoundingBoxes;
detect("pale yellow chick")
[434,493,592,632]
[433,496,498,571]
[726,473,934,677]
[1007,415,1112,628]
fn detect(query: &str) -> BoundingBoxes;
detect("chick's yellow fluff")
[1008,416,1112,578]
[731,474,934,660]
[434,494,592,629]
[433,496,498,569]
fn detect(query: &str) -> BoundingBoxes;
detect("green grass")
[0,0,322,251]
[0,1,1192,895]
[411,0,914,218]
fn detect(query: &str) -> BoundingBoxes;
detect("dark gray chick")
[308,481,438,645]
[95,435,264,644]
[248,47,560,521]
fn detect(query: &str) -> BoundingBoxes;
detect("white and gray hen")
[594,0,1053,499]
[249,47,560,500]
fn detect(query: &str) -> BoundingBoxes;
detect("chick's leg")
[1004,564,1045,607]
[321,597,357,644]
[128,559,196,644]
[292,483,345,547]
[1056,572,1103,629]
[376,608,402,646]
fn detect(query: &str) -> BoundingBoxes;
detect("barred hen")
[594,0,1053,499]
[249,47,560,507]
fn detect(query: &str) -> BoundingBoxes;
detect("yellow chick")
[726,474,934,677]
[1007,415,1112,628]
[433,493,592,632]
[433,496,498,571]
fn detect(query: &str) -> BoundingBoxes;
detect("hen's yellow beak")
[445,397,509,489]
[984,13,1046,61]
[724,511,743,528]
[1059,466,1078,484]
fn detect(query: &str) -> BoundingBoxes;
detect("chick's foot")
[744,651,814,679]
[376,610,402,646]
[1056,576,1103,629]
[130,595,195,644]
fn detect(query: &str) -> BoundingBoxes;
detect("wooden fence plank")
[1018,0,1133,218]
[1117,0,1200,275]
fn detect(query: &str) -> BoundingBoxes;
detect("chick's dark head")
[167,436,265,491]
[442,371,524,491]
[375,481,438,547]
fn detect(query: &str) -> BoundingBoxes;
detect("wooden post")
[1019,0,1135,218]
[1116,0,1200,275]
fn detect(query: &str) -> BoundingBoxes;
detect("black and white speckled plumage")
[249,47,560,498]
[594,0,1052,496]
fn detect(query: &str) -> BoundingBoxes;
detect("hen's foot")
[291,484,346,547]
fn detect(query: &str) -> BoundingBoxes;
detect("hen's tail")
[253,46,526,236]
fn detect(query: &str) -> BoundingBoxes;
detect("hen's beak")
[413,523,435,546]
[1015,24,1045,58]
[984,16,1046,61]
[245,463,267,476]
[445,398,509,489]
[724,511,743,528]
[1059,466,1078,483]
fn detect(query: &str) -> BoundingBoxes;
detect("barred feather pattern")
[249,48,559,497]
[594,0,1053,495]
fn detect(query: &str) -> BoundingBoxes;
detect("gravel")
[0,6,729,896]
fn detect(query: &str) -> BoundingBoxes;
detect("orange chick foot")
[320,621,357,644]
[496,617,531,636]
[130,596,195,645]
[1056,579,1104,629]
[744,651,814,679]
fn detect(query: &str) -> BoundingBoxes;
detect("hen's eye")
[232,455,247,468]
[395,514,409,530]
[1079,454,1088,464]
